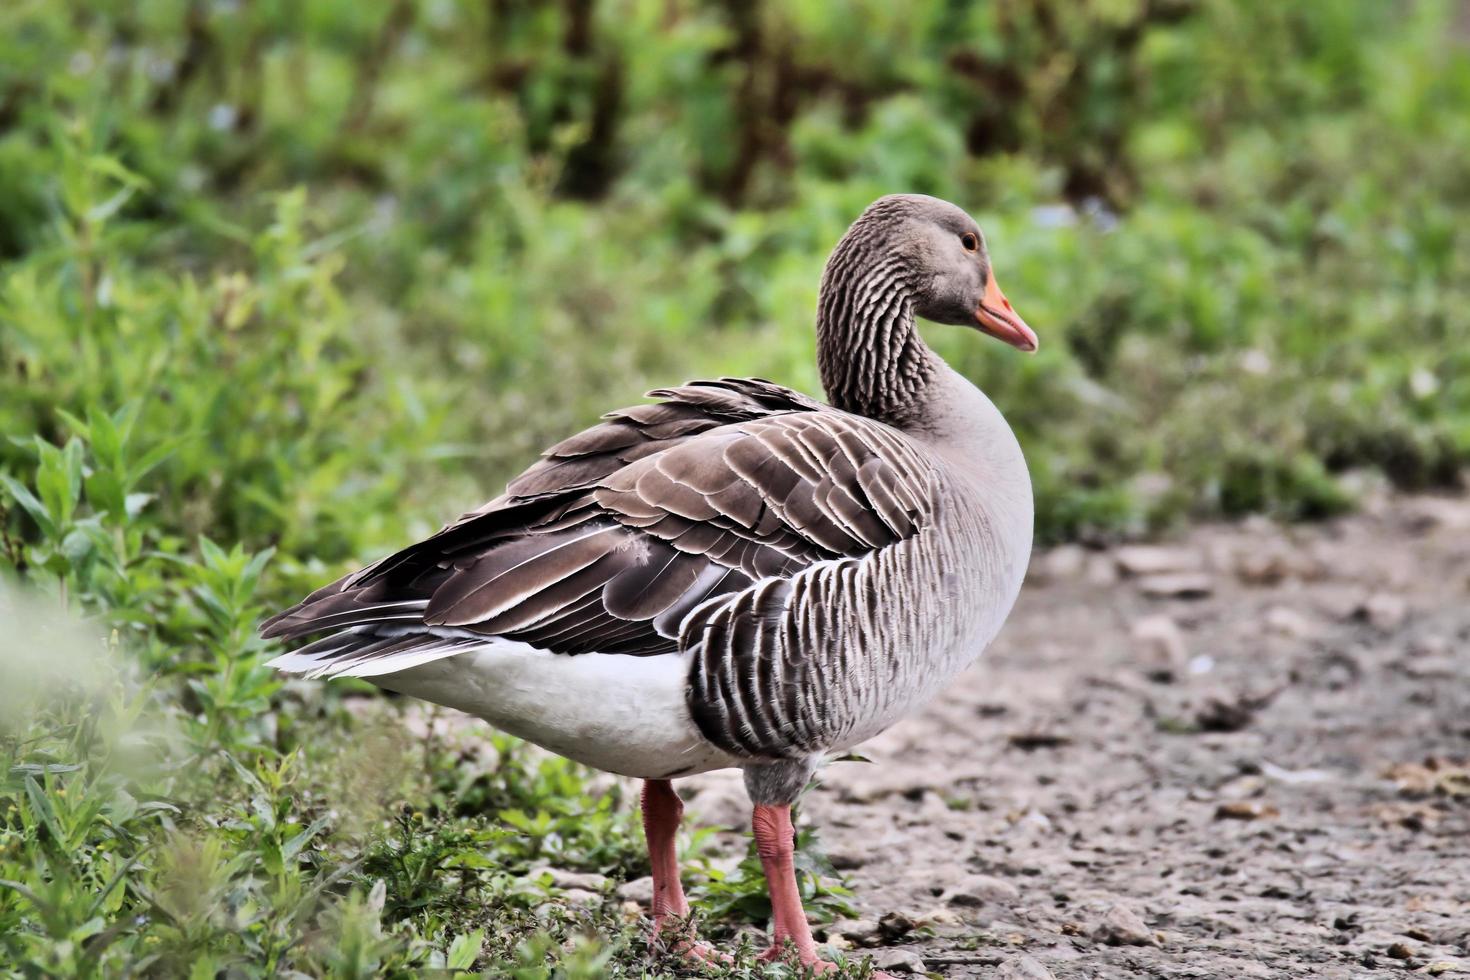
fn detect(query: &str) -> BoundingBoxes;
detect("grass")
[2,0,1468,975]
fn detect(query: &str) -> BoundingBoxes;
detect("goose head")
[817,194,1038,424]
[880,194,1037,353]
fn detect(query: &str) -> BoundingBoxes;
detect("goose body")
[263,194,1038,973]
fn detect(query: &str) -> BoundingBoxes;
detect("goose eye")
[961,233,979,253]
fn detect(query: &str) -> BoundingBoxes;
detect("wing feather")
[261,378,936,681]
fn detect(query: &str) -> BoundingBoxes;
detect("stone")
[616,876,654,905]
[918,907,962,927]
[1131,614,1187,674]
[1115,545,1203,576]
[1092,904,1158,946]
[878,911,917,941]
[1357,593,1408,630]
[1139,573,1214,599]
[868,948,927,973]
[824,845,870,870]
[945,873,1021,907]
[996,954,1058,980]
[827,918,881,947]
[1214,800,1280,821]
[559,887,602,906]
[532,867,608,892]
[1263,606,1322,639]
[1085,553,1120,586]
[1235,548,1290,586]
[1041,544,1088,581]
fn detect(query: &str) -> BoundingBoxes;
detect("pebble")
[1131,614,1187,674]
[559,887,602,906]
[878,911,917,941]
[918,907,962,927]
[824,846,870,870]
[1263,606,1322,639]
[532,867,608,892]
[996,954,1058,980]
[1092,904,1159,946]
[1356,592,1408,630]
[682,778,749,828]
[1040,544,1088,580]
[1235,548,1290,585]
[828,918,882,947]
[616,876,654,905]
[868,947,927,974]
[1215,800,1280,821]
[1139,572,1214,599]
[1085,553,1120,585]
[1115,545,1203,576]
[946,873,1021,907]
[1195,690,1273,732]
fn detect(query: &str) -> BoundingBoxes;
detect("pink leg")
[642,779,690,925]
[752,803,833,970]
[753,804,895,978]
[641,780,727,965]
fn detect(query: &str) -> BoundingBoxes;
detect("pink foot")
[758,940,898,978]
[651,915,733,967]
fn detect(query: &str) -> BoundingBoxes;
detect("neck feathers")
[816,231,936,426]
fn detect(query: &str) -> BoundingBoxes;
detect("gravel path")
[679,494,1470,978]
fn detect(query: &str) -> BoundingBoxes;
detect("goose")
[261,194,1037,974]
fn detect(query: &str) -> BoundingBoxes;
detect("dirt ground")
[676,493,1470,979]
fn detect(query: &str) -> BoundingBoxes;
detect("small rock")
[918,907,961,927]
[868,948,927,974]
[1217,775,1266,800]
[616,876,654,905]
[1139,573,1214,599]
[1132,614,1187,676]
[946,874,1021,907]
[1195,687,1279,732]
[532,867,608,892]
[1008,732,1072,751]
[837,767,952,803]
[827,918,881,947]
[996,954,1058,980]
[1041,544,1088,580]
[1263,606,1322,639]
[559,887,602,906]
[1188,654,1216,675]
[1355,593,1408,630]
[825,846,869,870]
[1196,695,1255,732]
[878,911,917,941]
[1085,553,1120,586]
[1115,545,1203,576]
[683,777,749,828]
[1386,942,1416,960]
[1215,800,1279,821]
[1092,904,1158,947]
[1235,549,1290,586]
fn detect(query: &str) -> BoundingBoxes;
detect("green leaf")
[0,474,56,537]
[446,930,484,970]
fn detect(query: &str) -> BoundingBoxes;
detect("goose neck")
[816,252,937,426]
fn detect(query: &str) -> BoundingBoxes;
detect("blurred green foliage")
[1,0,1468,974]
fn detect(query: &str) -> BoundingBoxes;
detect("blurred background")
[1,1,1468,975]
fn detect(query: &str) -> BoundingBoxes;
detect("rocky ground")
[674,493,1470,979]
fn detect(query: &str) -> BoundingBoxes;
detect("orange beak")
[975,275,1038,353]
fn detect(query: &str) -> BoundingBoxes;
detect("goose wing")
[261,378,935,677]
